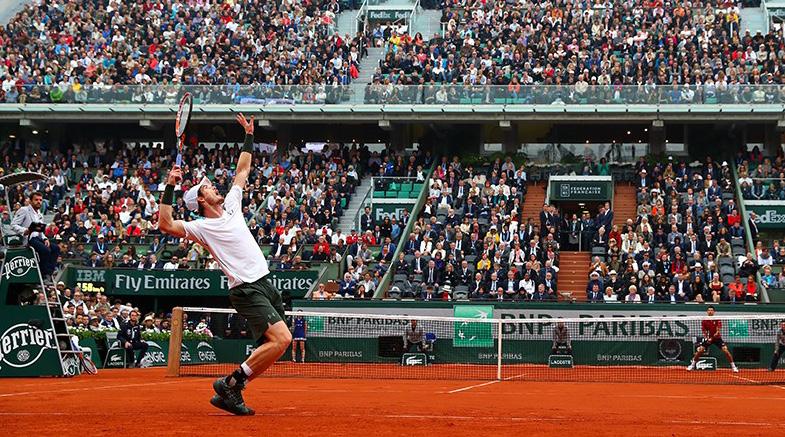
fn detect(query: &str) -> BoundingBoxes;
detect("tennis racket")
[175,92,193,167]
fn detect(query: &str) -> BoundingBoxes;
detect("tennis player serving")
[158,113,291,415]
[687,306,739,373]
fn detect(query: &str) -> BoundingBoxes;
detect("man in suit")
[423,260,441,289]
[410,251,425,275]
[148,236,162,254]
[458,260,472,285]
[748,212,759,242]
[587,283,603,302]
[338,272,357,298]
[673,273,692,301]
[636,168,650,190]
[360,206,374,232]
[118,310,149,368]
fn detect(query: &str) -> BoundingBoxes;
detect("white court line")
[669,420,775,427]
[731,374,760,384]
[446,373,527,394]
[446,380,500,394]
[0,380,189,398]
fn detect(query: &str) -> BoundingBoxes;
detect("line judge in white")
[158,113,291,416]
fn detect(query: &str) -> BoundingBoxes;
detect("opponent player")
[291,310,307,363]
[158,114,291,415]
[687,306,739,373]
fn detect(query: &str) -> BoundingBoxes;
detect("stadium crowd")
[313,149,434,300]
[384,155,562,301]
[581,153,760,303]
[0,0,366,104]
[366,0,785,104]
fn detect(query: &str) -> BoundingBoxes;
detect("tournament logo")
[142,341,166,365]
[0,324,57,369]
[658,339,683,361]
[560,183,571,199]
[196,341,217,362]
[2,256,37,280]
[402,353,427,366]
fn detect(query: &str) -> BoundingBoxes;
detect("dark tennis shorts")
[228,276,286,345]
[701,337,726,349]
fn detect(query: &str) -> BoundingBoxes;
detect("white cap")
[184,177,210,212]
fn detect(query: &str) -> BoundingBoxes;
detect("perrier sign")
[453,305,494,347]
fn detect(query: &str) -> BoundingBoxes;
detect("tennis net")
[166,307,785,384]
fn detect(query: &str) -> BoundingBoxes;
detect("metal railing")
[733,164,769,303]
[6,84,785,105]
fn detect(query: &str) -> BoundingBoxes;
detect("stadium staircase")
[613,184,637,227]
[337,178,373,234]
[557,251,589,302]
[335,9,358,37]
[740,6,767,34]
[410,9,443,39]
[520,182,546,222]
[356,47,385,84]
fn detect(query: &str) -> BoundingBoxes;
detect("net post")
[496,319,503,381]
[167,307,184,377]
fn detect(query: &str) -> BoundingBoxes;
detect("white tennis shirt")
[182,185,270,289]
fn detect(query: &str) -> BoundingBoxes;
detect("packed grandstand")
[0,0,783,374]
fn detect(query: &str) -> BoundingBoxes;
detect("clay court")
[2,368,785,436]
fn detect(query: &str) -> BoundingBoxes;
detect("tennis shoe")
[686,363,694,371]
[212,378,254,416]
[210,394,255,416]
[731,364,739,373]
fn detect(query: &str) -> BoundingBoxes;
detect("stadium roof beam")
[3,104,785,123]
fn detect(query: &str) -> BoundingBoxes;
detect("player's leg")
[213,278,291,415]
[134,341,149,367]
[299,339,306,363]
[687,345,706,370]
[238,322,292,379]
[721,345,739,372]
[770,345,783,371]
[291,340,299,363]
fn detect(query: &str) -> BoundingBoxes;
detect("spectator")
[117,310,149,368]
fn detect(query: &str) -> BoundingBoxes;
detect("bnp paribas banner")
[292,304,785,344]
[66,267,318,298]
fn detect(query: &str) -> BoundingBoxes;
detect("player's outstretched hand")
[167,166,183,185]
[236,113,254,135]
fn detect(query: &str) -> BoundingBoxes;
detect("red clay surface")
[2,368,785,436]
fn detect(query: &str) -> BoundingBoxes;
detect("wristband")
[161,184,175,206]
[242,134,254,153]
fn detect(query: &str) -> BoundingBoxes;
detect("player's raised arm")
[158,166,187,239]
[233,113,254,190]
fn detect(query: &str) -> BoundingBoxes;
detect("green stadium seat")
[460,97,472,104]
[494,98,507,104]
[388,182,399,191]
[408,190,419,198]
[340,198,347,208]
[401,182,413,192]
[412,183,423,193]
[385,191,397,198]
[471,98,482,104]
[373,191,385,198]
[397,190,409,198]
